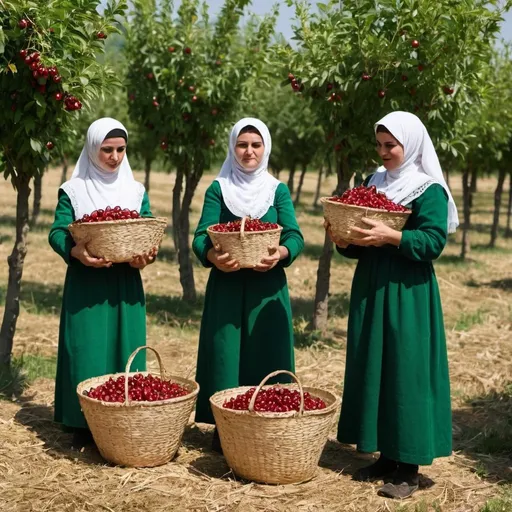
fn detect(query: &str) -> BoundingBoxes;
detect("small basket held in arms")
[77,345,199,467]
[210,370,340,484]
[206,216,283,268]
[68,217,168,263]
[321,197,411,242]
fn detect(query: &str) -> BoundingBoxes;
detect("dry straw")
[207,216,282,268]
[69,217,168,263]
[210,370,340,484]
[77,345,199,468]
[321,197,411,241]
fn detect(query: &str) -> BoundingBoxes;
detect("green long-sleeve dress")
[192,181,304,424]
[336,182,452,466]
[49,189,151,429]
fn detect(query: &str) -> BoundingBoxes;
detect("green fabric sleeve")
[397,184,448,262]
[140,190,153,217]
[192,182,220,268]
[48,189,75,265]
[275,183,304,267]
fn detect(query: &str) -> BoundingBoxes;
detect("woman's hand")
[207,244,240,272]
[71,241,112,268]
[254,245,288,272]
[130,247,158,269]
[349,218,402,247]
[323,220,349,248]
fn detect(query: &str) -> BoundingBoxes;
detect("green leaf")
[30,139,43,153]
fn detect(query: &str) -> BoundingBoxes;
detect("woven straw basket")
[207,217,283,268]
[77,346,199,468]
[210,370,340,484]
[68,217,168,263]
[321,197,411,242]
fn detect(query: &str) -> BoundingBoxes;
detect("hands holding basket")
[324,218,402,248]
[207,243,289,272]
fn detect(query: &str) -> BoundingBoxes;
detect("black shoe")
[72,428,94,448]
[211,428,223,455]
[377,463,419,499]
[353,455,398,482]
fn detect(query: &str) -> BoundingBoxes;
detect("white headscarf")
[215,117,280,219]
[368,111,459,233]
[61,117,145,220]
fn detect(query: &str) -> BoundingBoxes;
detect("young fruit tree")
[125,0,278,301]
[0,0,126,365]
[280,0,509,331]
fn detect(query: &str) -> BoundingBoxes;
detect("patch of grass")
[0,353,57,400]
[480,486,512,511]
[394,501,442,512]
[452,309,486,331]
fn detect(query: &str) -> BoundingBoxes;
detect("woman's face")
[98,137,127,172]
[376,131,404,171]
[234,132,264,171]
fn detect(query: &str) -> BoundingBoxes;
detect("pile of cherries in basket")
[223,387,327,413]
[83,374,190,402]
[75,206,141,223]
[210,219,279,232]
[329,185,408,212]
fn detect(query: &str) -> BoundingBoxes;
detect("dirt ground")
[0,167,511,511]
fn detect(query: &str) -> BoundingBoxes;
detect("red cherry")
[209,139,215,147]
[53,74,62,83]
[30,52,40,62]
[191,95,198,102]
[30,61,39,71]
[417,64,424,72]
[10,104,17,112]
[168,46,176,53]
[97,32,107,39]
[443,86,454,95]
[378,89,386,99]
[411,39,420,48]
[18,19,28,29]
[46,141,54,150]
[401,74,408,81]
[188,85,195,92]
[19,49,28,59]
[160,141,168,150]
[362,73,371,81]
[146,72,154,80]
[288,72,295,80]
[184,47,192,54]
[152,100,159,107]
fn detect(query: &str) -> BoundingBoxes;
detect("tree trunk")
[144,154,152,192]
[489,167,507,247]
[287,163,296,194]
[313,165,324,208]
[0,171,31,365]
[460,166,472,260]
[444,168,450,190]
[506,170,512,238]
[311,154,351,332]
[172,167,184,251]
[176,165,200,302]
[60,157,69,185]
[470,165,478,193]
[294,163,307,206]
[31,172,42,227]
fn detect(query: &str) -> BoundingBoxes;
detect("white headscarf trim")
[61,117,145,220]
[368,111,459,233]
[215,117,280,219]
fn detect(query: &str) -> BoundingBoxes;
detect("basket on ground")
[210,370,340,484]
[207,216,282,268]
[321,197,411,242]
[69,217,167,263]
[77,346,199,468]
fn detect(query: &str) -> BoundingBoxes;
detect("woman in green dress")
[49,118,157,447]
[326,111,458,499]
[192,117,304,451]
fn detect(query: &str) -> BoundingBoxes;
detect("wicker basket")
[207,217,283,268]
[321,197,411,242]
[210,370,340,484]
[77,346,199,468]
[68,217,168,263]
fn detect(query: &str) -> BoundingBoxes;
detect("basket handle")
[240,216,248,240]
[123,345,166,404]
[248,370,305,416]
